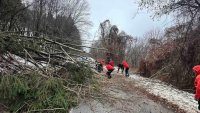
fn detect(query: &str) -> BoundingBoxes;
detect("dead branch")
[24,49,48,77]
[43,37,86,53]
[28,108,65,112]
[60,46,76,63]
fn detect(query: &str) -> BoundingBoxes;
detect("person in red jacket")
[109,60,114,67]
[122,60,129,77]
[193,65,200,110]
[106,63,114,79]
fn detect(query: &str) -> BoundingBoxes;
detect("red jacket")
[109,60,114,67]
[106,64,114,70]
[122,60,129,69]
[193,65,200,100]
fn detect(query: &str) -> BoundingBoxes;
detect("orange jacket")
[122,60,129,69]
[193,65,200,100]
[106,64,114,70]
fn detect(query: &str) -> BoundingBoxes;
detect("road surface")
[70,71,176,113]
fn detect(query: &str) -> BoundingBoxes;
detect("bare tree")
[90,20,133,64]
[138,0,200,26]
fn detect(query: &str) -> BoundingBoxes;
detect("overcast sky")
[87,0,172,40]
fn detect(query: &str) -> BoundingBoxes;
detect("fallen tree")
[0,31,106,112]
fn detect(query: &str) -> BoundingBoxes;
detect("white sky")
[86,0,173,41]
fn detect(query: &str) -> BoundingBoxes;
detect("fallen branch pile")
[0,31,106,112]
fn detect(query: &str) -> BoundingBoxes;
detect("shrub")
[66,62,94,84]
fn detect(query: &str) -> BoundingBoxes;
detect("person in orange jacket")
[122,60,129,77]
[106,63,114,79]
[193,65,200,110]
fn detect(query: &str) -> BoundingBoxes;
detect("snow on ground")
[130,74,198,113]
[11,55,36,67]
[10,54,53,68]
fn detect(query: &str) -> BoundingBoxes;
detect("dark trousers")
[125,68,129,77]
[117,64,124,74]
[106,69,114,79]
[121,67,124,73]
[198,99,200,110]
[97,64,103,73]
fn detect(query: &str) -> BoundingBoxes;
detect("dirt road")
[70,71,175,113]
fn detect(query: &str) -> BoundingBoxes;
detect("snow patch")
[130,74,198,113]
